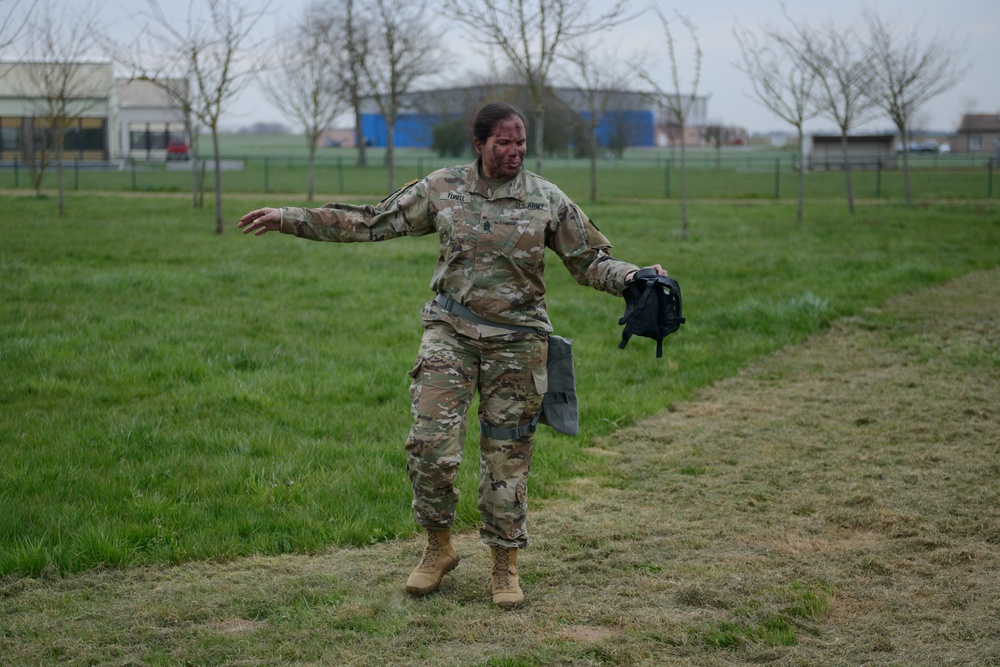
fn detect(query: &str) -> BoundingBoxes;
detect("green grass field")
[2,191,997,577]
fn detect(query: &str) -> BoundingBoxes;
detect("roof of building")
[116,78,188,108]
[957,114,1000,133]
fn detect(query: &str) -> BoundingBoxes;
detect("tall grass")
[1,193,997,575]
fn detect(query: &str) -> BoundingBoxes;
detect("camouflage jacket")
[278,160,639,335]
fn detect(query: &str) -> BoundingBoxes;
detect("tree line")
[1,0,971,231]
[735,7,970,220]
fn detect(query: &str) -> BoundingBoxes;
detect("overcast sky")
[8,0,999,135]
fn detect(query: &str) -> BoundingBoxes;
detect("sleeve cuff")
[279,207,304,234]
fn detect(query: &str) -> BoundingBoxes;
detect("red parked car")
[166,139,190,160]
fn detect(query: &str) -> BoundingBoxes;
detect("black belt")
[434,294,545,335]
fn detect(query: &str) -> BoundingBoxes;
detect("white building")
[0,61,118,160]
[0,61,186,162]
[116,78,189,160]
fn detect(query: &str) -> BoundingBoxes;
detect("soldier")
[237,102,666,609]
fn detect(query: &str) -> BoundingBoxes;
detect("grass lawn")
[2,255,996,666]
[1,193,998,579]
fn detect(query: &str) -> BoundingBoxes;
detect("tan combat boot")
[490,546,524,609]
[406,528,460,595]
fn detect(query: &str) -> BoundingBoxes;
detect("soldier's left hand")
[625,264,667,283]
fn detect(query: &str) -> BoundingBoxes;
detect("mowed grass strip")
[1,193,998,576]
[1,268,996,666]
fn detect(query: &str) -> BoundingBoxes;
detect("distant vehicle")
[901,140,940,154]
[166,139,191,161]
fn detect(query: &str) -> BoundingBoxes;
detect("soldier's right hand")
[238,208,281,235]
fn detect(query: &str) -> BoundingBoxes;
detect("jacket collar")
[465,158,527,201]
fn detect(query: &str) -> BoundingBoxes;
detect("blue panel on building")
[360,113,450,148]
[581,110,654,148]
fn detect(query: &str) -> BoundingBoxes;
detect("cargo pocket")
[407,356,424,412]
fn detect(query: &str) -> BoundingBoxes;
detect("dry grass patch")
[2,269,998,666]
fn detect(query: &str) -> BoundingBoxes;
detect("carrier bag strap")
[435,294,545,335]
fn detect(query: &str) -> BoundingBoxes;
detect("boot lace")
[420,532,442,568]
[493,548,512,589]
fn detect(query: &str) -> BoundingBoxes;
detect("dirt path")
[3,270,998,666]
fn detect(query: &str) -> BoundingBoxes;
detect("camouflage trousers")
[405,323,548,548]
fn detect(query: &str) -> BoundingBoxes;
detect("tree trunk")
[386,120,396,193]
[55,134,65,217]
[796,126,806,225]
[533,98,545,175]
[680,123,688,240]
[212,127,223,235]
[187,119,198,208]
[900,123,912,205]
[354,106,367,167]
[840,132,855,215]
[589,143,598,202]
[307,141,317,202]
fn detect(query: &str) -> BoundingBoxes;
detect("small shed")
[803,134,897,171]
[953,114,1000,156]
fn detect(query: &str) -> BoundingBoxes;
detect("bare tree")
[445,0,634,175]
[131,0,272,234]
[702,123,738,169]
[561,38,644,202]
[641,10,702,240]
[14,0,106,215]
[106,33,200,207]
[0,0,37,53]
[734,18,819,224]
[362,0,443,193]
[261,3,348,201]
[865,9,970,205]
[335,0,372,167]
[779,11,878,215]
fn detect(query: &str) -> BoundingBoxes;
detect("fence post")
[14,156,19,188]
[876,158,882,198]
[663,160,671,198]
[264,157,269,194]
[337,156,344,194]
[131,159,137,191]
[989,158,994,198]
[74,159,80,191]
[774,158,780,199]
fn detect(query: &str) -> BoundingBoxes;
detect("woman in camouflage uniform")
[238,102,665,609]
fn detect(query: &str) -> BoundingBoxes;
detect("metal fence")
[1,150,995,201]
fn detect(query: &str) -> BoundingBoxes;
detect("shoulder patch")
[377,179,421,207]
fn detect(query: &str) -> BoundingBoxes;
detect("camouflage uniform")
[278,160,638,548]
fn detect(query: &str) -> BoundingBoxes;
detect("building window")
[969,136,982,150]
[129,122,187,152]
[1,120,21,159]
[65,118,105,153]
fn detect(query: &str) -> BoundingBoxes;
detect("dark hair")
[472,102,527,145]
